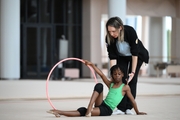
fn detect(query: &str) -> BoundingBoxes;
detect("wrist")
[131,72,135,74]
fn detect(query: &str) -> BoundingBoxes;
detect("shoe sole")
[112,112,125,115]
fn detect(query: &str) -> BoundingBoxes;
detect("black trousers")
[116,56,143,112]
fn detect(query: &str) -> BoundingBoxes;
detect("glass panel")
[54,0,66,23]
[55,26,69,60]
[27,0,38,23]
[56,26,66,39]
[72,26,82,58]
[53,0,82,23]
[39,0,51,23]
[72,0,82,24]
[26,27,37,76]
[20,0,26,22]
[40,27,51,75]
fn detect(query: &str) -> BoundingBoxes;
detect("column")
[108,0,126,22]
[141,16,149,76]
[148,17,163,77]
[0,0,20,79]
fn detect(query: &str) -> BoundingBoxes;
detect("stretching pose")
[47,60,146,117]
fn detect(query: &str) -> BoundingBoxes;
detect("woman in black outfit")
[105,16,149,115]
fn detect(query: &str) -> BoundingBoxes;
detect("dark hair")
[110,65,127,84]
[110,65,125,76]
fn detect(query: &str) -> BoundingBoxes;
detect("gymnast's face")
[108,26,121,38]
[112,69,124,83]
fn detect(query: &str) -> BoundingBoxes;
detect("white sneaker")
[112,109,125,115]
[125,109,134,115]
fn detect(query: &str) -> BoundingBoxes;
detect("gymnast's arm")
[124,85,147,115]
[83,60,111,88]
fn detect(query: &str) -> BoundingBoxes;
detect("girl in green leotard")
[47,60,146,117]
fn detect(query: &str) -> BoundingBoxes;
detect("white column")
[108,0,126,23]
[0,0,20,79]
[148,17,163,77]
[141,16,150,76]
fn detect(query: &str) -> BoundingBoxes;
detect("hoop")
[46,57,98,109]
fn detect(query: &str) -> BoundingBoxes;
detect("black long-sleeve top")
[106,25,149,63]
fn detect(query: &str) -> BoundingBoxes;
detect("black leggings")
[77,83,112,116]
[117,56,143,111]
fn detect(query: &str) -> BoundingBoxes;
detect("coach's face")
[108,26,122,38]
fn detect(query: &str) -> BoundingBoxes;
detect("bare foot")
[86,112,91,117]
[47,110,60,117]
[86,109,93,117]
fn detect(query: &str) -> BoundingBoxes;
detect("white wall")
[82,0,104,77]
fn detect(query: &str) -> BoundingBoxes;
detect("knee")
[94,83,103,94]
[77,107,87,116]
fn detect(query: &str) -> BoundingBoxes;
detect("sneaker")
[125,109,134,115]
[112,109,125,115]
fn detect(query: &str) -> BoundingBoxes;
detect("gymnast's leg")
[86,83,104,116]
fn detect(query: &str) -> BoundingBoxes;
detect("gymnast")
[47,60,147,117]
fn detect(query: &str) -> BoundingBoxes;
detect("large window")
[20,0,82,79]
